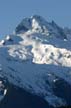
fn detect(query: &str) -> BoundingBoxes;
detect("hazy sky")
[0,0,71,38]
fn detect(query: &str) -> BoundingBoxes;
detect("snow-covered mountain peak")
[15,15,48,34]
[0,15,71,107]
[15,15,67,40]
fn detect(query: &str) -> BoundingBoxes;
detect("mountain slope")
[0,15,71,107]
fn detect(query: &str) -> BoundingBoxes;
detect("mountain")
[0,15,71,108]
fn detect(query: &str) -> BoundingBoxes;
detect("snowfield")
[0,15,71,107]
